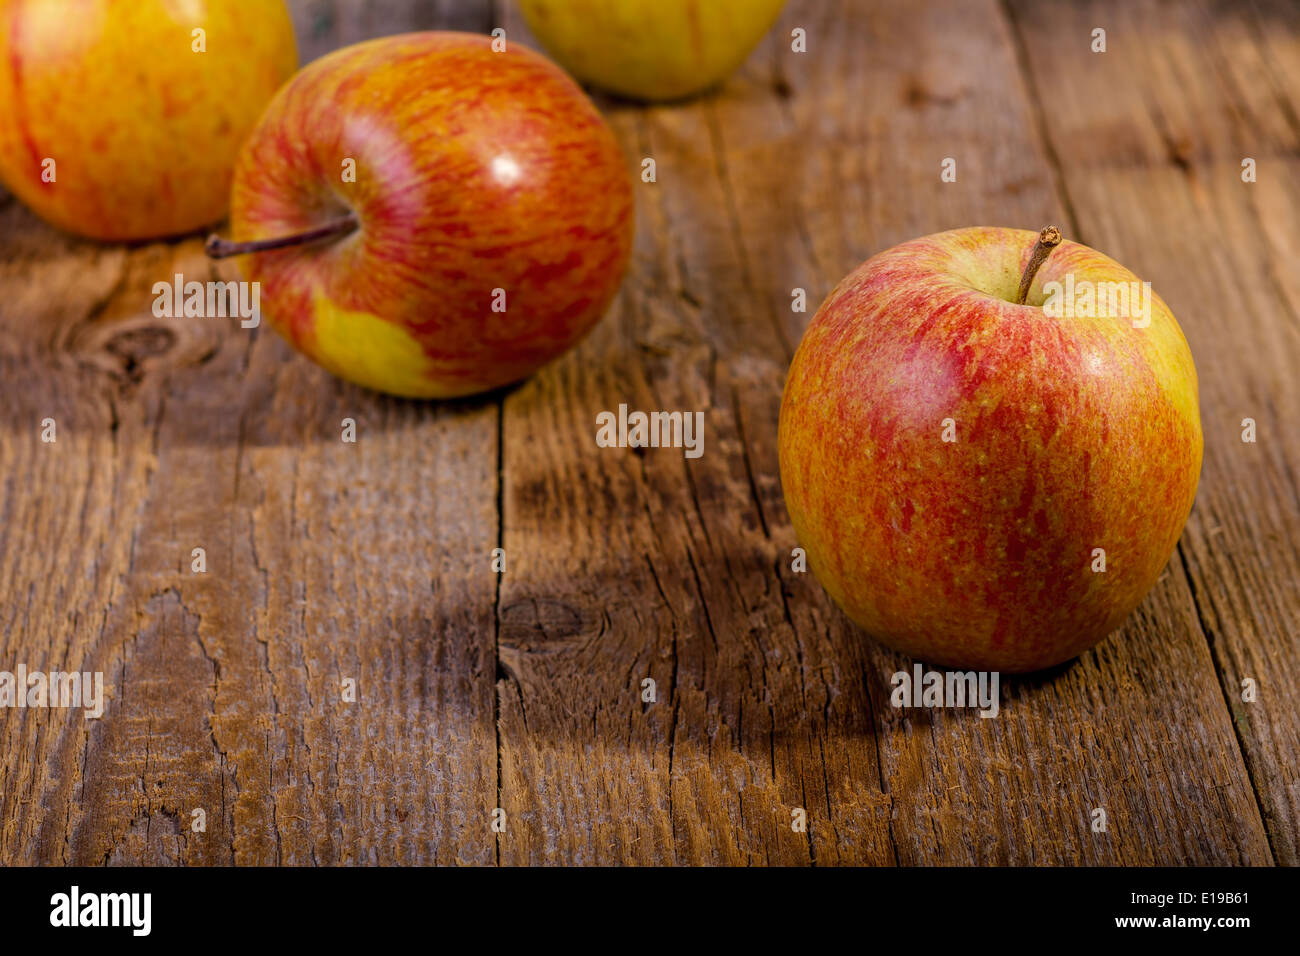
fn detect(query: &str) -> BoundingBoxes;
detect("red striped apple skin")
[228,32,634,399]
[778,227,1202,673]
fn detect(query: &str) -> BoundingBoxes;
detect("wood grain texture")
[1006,0,1300,866]
[0,1,501,867]
[0,0,1294,866]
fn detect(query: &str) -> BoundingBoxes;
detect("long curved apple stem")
[1015,225,1063,305]
[204,213,360,260]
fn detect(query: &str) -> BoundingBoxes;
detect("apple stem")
[204,213,360,260]
[1015,225,1063,305]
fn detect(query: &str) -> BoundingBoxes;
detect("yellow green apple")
[517,0,787,101]
[0,0,298,241]
[779,227,1203,672]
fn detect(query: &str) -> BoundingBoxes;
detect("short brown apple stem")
[204,213,360,260]
[1015,225,1063,305]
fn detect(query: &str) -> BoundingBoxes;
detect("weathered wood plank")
[491,0,1272,864]
[755,0,1272,866]
[1006,0,1300,865]
[494,5,865,867]
[0,0,501,866]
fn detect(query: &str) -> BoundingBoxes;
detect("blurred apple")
[0,0,297,241]
[779,227,1202,672]
[517,0,787,101]
[208,32,634,399]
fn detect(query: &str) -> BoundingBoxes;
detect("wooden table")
[1,0,1296,866]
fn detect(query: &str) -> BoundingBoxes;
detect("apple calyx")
[204,213,360,260]
[1014,225,1063,305]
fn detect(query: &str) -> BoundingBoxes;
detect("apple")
[0,0,297,241]
[207,32,635,400]
[778,227,1202,672]
[517,0,787,101]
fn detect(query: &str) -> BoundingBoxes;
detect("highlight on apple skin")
[216,32,635,400]
[778,227,1203,673]
[0,0,298,241]
[517,0,788,102]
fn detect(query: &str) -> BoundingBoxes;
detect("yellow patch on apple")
[309,295,438,399]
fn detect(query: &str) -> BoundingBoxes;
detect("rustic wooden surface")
[0,0,1296,866]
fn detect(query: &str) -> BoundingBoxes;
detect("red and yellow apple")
[210,32,634,399]
[0,0,297,241]
[778,227,1202,672]
[517,0,787,101]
